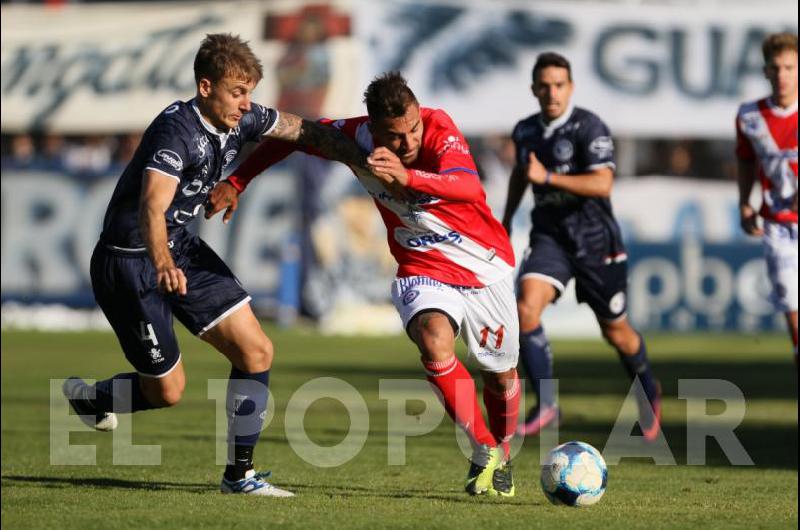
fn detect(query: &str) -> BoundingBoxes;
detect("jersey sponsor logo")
[402,289,420,306]
[196,135,210,158]
[589,136,614,158]
[394,228,463,250]
[554,138,574,162]
[154,149,183,171]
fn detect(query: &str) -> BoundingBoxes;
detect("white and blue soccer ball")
[540,441,608,507]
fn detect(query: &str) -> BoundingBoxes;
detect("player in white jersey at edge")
[207,72,521,497]
[735,32,799,364]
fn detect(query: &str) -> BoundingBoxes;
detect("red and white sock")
[483,373,521,462]
[422,356,495,449]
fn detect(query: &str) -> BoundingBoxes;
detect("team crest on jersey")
[402,289,420,306]
[589,136,614,158]
[554,138,574,162]
[222,149,238,169]
[154,149,183,171]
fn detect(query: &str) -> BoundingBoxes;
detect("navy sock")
[617,333,658,402]
[92,373,158,413]
[519,326,555,408]
[225,367,269,480]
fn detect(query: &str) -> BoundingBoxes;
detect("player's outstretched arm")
[268,112,367,169]
[501,165,528,234]
[140,170,187,295]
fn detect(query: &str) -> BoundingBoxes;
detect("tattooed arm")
[266,111,367,169]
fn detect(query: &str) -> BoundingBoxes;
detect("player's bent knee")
[239,338,273,373]
[517,301,543,330]
[417,332,453,359]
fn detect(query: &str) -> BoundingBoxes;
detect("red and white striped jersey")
[227,107,514,287]
[735,97,798,224]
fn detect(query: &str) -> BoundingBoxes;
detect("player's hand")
[156,263,187,296]
[205,180,239,224]
[367,147,409,186]
[526,152,548,185]
[739,204,763,236]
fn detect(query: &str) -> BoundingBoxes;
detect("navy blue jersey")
[100,99,278,249]
[512,105,625,263]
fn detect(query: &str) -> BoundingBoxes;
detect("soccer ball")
[540,441,608,507]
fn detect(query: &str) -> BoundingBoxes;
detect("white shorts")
[763,221,798,312]
[391,274,520,373]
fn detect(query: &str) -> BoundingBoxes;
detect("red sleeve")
[227,140,299,192]
[735,114,755,162]
[405,112,485,202]
[227,117,362,193]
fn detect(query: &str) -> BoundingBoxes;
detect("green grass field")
[2,327,797,529]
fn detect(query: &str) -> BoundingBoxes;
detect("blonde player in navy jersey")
[502,52,661,441]
[62,33,367,496]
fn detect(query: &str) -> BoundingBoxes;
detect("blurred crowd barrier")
[2,0,796,334]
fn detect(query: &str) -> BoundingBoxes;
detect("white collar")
[191,99,231,147]
[767,97,798,117]
[539,103,575,139]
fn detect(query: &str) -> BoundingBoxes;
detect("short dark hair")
[532,52,572,83]
[762,32,798,63]
[194,33,263,85]
[363,71,419,122]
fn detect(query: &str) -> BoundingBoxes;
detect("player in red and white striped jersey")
[206,72,520,496]
[736,32,798,363]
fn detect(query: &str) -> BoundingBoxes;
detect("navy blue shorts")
[519,232,628,321]
[90,235,250,377]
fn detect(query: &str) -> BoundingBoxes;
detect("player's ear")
[198,78,213,98]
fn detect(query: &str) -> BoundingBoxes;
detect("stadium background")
[1,0,798,335]
[1,2,798,528]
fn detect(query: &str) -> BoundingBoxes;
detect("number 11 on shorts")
[479,325,505,349]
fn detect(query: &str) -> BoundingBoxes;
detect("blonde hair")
[193,33,263,85]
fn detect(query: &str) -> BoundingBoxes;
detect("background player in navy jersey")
[501,52,661,441]
[61,33,367,496]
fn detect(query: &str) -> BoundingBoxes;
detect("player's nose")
[240,95,252,112]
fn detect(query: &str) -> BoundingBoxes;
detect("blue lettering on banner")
[626,240,781,332]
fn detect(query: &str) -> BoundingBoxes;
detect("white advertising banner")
[0,0,358,133]
[357,0,798,137]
